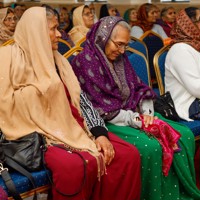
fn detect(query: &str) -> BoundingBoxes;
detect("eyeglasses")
[4,17,18,22]
[109,38,129,51]
[82,12,93,17]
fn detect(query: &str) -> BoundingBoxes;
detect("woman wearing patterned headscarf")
[0,6,142,200]
[131,3,167,39]
[0,7,17,45]
[71,15,200,200]
[69,5,94,45]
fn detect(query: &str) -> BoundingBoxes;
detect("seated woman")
[0,7,141,200]
[165,7,200,121]
[57,6,74,47]
[157,6,176,37]
[123,7,138,27]
[99,4,117,19]
[85,2,98,23]
[71,16,200,200]
[0,7,18,45]
[59,6,73,33]
[69,5,94,45]
[131,3,168,40]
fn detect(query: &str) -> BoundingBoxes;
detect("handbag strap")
[5,157,37,200]
[0,140,22,200]
[0,163,22,200]
[43,144,87,197]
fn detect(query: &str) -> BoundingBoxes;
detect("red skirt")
[45,132,141,200]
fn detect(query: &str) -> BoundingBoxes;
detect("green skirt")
[106,113,200,200]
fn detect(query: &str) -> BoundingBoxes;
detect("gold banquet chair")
[140,30,164,84]
[153,44,171,96]
[58,38,72,55]
[63,46,83,63]
[126,47,151,87]
[76,36,86,48]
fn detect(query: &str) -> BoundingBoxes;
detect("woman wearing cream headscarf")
[69,5,94,45]
[0,7,17,45]
[0,6,141,200]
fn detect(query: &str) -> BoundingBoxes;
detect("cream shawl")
[69,5,89,45]
[0,7,99,156]
[0,8,15,45]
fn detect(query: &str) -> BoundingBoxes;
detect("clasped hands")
[95,136,115,166]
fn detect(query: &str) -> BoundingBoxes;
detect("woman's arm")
[80,91,108,138]
[131,26,144,39]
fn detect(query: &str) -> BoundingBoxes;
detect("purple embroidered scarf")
[72,16,155,117]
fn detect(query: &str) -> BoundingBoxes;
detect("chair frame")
[130,36,149,61]
[140,30,164,42]
[1,39,15,46]
[63,46,83,59]
[153,44,171,95]
[8,185,51,200]
[126,47,152,87]
[58,38,72,55]
[76,36,86,47]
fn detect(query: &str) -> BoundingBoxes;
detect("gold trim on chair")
[8,185,51,200]
[76,36,86,47]
[153,44,171,95]
[130,36,149,61]
[1,39,15,46]
[63,46,83,59]
[126,47,152,87]
[58,38,72,48]
[140,30,164,42]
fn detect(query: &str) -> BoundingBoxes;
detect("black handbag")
[154,91,180,121]
[0,131,45,200]
[1,132,43,171]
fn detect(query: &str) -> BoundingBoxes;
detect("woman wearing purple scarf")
[72,16,199,200]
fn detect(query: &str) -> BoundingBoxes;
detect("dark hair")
[7,7,14,15]
[143,3,157,15]
[83,5,90,14]
[99,4,113,19]
[161,6,174,18]
[41,4,60,23]
[185,7,199,21]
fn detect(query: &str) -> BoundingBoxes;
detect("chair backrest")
[140,30,164,81]
[58,38,71,55]
[63,46,83,63]
[128,36,148,60]
[127,47,151,87]
[1,39,15,46]
[153,44,171,95]
[76,36,86,48]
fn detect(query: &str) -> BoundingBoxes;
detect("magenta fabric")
[141,117,181,176]
[71,16,156,116]
[0,187,7,200]
[45,132,141,200]
[194,146,200,189]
